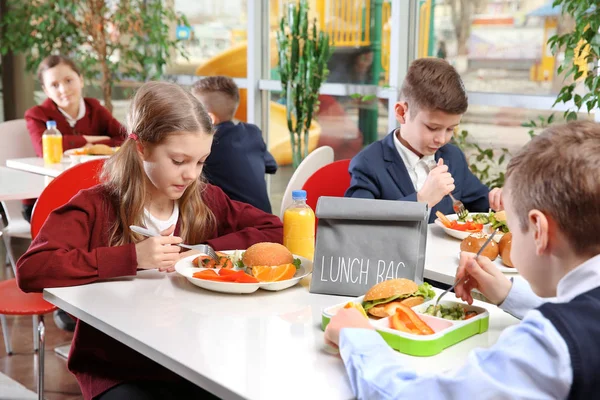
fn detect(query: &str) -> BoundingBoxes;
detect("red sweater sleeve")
[16,189,138,293]
[90,98,125,146]
[203,185,283,250]
[24,106,49,157]
[25,103,89,154]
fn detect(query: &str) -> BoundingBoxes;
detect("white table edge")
[43,289,247,400]
[6,159,63,178]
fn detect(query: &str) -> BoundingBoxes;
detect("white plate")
[174,250,313,294]
[456,253,517,274]
[64,147,118,163]
[434,213,504,242]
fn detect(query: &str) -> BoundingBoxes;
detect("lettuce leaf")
[292,258,301,269]
[416,282,435,301]
[362,282,435,311]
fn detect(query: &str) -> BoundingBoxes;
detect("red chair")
[0,159,105,398]
[301,159,351,228]
[31,159,105,237]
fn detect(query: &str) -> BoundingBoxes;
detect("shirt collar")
[58,97,86,127]
[556,254,600,302]
[392,129,435,169]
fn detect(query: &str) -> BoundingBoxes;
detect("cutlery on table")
[129,225,219,261]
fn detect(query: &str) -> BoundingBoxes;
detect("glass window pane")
[171,0,248,78]
[422,0,559,95]
[269,0,391,87]
[455,104,594,188]
[268,90,389,215]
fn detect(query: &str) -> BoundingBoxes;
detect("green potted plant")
[0,0,190,113]
[276,0,332,168]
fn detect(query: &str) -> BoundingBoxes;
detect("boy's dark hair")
[506,120,600,256]
[37,55,81,87]
[191,76,240,122]
[399,58,467,117]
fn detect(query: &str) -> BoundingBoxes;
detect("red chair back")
[31,159,105,238]
[301,159,351,227]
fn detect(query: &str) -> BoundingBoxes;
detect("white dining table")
[6,157,71,178]
[0,166,46,200]
[44,271,519,400]
[424,223,518,286]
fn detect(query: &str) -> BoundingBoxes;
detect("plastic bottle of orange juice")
[283,190,315,261]
[42,120,63,164]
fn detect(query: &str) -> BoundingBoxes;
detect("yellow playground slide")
[195,39,321,166]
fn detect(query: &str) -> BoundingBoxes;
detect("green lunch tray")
[322,296,489,357]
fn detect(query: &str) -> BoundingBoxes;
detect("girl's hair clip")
[128,133,139,141]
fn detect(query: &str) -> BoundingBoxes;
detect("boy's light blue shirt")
[338,255,600,400]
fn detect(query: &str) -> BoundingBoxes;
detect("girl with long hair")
[17,81,283,400]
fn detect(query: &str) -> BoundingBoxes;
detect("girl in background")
[17,81,283,400]
[24,54,125,158]
[23,54,126,331]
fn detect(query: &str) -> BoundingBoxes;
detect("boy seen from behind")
[192,76,277,213]
[345,58,502,221]
[327,121,600,399]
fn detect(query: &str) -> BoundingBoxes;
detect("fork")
[433,228,499,309]
[449,193,468,220]
[129,225,219,261]
[425,160,468,220]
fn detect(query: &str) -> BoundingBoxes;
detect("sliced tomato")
[449,221,483,232]
[193,255,217,268]
[465,311,478,320]
[218,256,234,269]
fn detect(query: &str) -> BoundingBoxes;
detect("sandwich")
[241,242,301,282]
[87,144,115,155]
[362,278,435,318]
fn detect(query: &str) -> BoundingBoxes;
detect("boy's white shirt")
[393,130,435,192]
[337,254,600,400]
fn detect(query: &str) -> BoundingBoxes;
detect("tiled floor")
[0,238,83,400]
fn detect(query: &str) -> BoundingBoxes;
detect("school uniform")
[16,184,283,400]
[202,121,277,214]
[345,131,490,223]
[24,97,125,157]
[337,255,600,399]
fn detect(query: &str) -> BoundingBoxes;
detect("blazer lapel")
[382,132,416,196]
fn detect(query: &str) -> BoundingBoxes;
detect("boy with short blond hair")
[192,76,277,213]
[326,121,600,399]
[345,58,502,221]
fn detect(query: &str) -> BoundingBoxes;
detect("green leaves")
[451,129,511,189]
[549,0,600,121]
[0,0,190,112]
[276,0,332,168]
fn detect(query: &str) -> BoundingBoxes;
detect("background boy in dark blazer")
[192,76,277,213]
[345,58,502,222]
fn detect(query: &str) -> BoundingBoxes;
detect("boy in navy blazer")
[192,76,277,213]
[345,58,502,222]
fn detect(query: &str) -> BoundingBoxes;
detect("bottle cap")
[292,190,307,200]
[46,120,57,129]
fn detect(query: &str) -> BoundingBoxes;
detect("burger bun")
[460,232,499,261]
[498,232,513,267]
[242,242,293,267]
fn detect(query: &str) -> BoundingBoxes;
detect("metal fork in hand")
[433,228,499,308]
[425,160,468,219]
[449,193,468,220]
[129,225,219,261]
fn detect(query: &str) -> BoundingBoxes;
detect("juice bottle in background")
[42,120,63,164]
[283,190,315,261]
